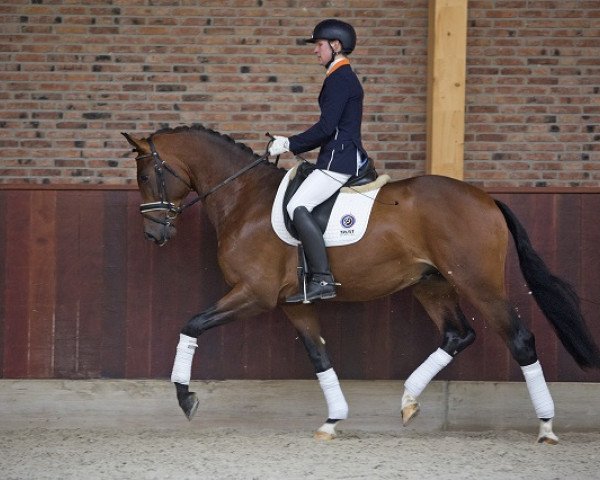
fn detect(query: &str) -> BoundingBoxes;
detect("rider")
[269,18,369,303]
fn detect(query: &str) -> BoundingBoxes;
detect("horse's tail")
[495,199,600,369]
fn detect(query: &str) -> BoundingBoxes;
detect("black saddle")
[282,159,378,238]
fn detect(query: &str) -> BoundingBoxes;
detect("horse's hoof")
[538,435,558,445]
[314,421,337,440]
[537,419,559,445]
[401,403,420,426]
[179,391,199,421]
[314,430,336,441]
[537,433,559,445]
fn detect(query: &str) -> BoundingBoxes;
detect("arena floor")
[1,380,599,479]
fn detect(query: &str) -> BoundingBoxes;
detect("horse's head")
[122,131,194,246]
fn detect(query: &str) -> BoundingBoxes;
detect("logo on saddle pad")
[271,168,389,247]
[340,214,356,231]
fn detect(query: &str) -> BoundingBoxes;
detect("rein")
[136,134,270,226]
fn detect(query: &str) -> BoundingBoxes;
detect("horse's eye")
[139,174,149,184]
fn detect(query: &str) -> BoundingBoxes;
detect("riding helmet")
[305,19,357,55]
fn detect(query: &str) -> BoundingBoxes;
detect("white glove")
[269,135,290,156]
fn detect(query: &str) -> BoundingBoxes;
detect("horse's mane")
[153,124,260,159]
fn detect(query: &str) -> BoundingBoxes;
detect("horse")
[122,124,600,444]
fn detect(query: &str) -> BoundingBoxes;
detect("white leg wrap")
[317,368,348,420]
[170,334,198,385]
[521,360,555,419]
[404,348,453,398]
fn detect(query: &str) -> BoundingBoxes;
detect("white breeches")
[286,169,351,219]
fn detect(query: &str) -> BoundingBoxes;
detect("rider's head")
[304,19,357,68]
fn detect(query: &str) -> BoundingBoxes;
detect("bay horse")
[123,125,600,444]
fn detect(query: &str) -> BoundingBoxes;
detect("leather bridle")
[135,134,270,227]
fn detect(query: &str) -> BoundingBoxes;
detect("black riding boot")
[286,206,338,303]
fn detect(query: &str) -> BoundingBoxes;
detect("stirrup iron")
[286,272,339,304]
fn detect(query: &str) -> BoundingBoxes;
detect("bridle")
[135,134,271,227]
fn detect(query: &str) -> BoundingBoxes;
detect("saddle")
[282,159,378,238]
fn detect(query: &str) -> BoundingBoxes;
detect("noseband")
[136,134,269,227]
[135,136,201,227]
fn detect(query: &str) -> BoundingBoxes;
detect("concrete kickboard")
[0,379,597,433]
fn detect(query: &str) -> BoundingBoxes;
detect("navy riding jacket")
[288,61,368,176]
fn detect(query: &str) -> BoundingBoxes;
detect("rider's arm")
[288,74,350,155]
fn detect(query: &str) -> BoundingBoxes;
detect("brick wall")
[466,0,600,187]
[0,1,598,186]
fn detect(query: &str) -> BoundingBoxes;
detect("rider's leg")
[286,169,350,303]
[286,169,351,217]
[286,206,337,302]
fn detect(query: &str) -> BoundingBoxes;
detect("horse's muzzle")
[144,223,176,246]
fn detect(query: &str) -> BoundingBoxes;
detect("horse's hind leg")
[282,303,348,440]
[402,272,476,425]
[472,297,558,444]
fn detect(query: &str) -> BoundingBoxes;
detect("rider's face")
[313,39,339,66]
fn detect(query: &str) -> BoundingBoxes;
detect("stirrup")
[286,275,339,304]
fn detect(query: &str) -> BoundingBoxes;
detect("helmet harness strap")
[325,41,339,69]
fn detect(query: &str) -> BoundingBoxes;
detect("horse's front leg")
[282,303,348,440]
[171,285,265,420]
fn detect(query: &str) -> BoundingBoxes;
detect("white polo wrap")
[404,348,453,398]
[317,368,349,420]
[521,360,555,419]
[170,334,198,385]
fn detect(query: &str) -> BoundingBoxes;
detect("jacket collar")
[326,57,350,77]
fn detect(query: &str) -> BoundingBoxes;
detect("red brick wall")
[1,1,598,186]
[465,1,600,187]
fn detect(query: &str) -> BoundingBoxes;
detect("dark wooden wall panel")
[124,191,155,378]
[3,190,32,378]
[1,187,599,382]
[0,190,5,376]
[581,195,600,363]
[76,192,106,378]
[28,191,56,377]
[527,194,559,380]
[55,191,81,377]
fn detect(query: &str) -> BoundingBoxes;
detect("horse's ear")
[121,132,146,152]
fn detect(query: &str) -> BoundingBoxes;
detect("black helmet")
[305,19,357,55]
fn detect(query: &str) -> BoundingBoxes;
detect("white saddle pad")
[270,167,390,247]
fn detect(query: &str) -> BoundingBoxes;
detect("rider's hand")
[268,135,290,156]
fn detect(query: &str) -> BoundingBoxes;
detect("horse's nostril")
[144,231,162,244]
